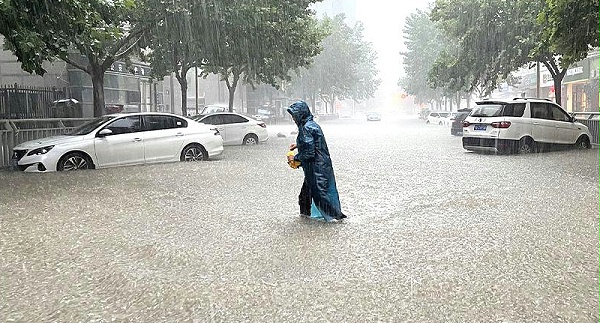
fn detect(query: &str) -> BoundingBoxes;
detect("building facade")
[517,50,599,112]
[0,35,161,118]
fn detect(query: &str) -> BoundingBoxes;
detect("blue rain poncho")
[287,101,346,221]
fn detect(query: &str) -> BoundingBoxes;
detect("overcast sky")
[354,0,431,101]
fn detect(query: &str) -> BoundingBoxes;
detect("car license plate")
[474,124,487,131]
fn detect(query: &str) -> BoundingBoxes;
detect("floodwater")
[1,114,598,322]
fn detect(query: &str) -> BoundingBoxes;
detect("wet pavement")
[1,115,598,322]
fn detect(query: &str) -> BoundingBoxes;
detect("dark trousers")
[298,179,311,215]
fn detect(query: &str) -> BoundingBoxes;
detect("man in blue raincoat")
[287,101,347,222]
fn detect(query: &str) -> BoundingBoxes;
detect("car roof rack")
[513,97,551,101]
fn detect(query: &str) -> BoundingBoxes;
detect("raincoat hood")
[287,101,313,126]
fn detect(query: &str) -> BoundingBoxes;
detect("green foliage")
[0,0,167,116]
[536,0,599,67]
[429,0,599,104]
[140,0,203,116]
[0,0,159,74]
[398,9,446,104]
[189,0,325,111]
[430,0,537,95]
[288,14,380,105]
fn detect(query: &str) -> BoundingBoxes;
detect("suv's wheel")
[517,137,535,154]
[181,144,207,161]
[57,152,94,171]
[243,134,258,145]
[575,136,591,149]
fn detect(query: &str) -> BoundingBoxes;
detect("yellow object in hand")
[287,150,301,169]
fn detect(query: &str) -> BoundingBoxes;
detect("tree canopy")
[398,9,446,105]
[287,14,380,112]
[0,0,165,116]
[429,0,599,104]
[196,0,325,112]
[142,0,325,113]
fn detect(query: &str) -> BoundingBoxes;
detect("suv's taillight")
[463,121,470,127]
[491,121,511,128]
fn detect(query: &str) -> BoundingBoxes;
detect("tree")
[197,0,324,112]
[0,0,165,117]
[288,14,380,113]
[398,9,446,105]
[430,0,599,104]
[142,0,201,116]
[538,0,599,64]
[430,0,536,98]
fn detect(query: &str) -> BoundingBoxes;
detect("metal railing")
[571,112,600,146]
[0,118,92,168]
[0,84,67,119]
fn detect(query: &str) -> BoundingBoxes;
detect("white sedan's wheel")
[575,136,591,149]
[181,144,207,161]
[57,152,93,171]
[243,134,258,145]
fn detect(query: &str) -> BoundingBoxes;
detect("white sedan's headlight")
[27,145,55,156]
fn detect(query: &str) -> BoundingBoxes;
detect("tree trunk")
[552,73,566,106]
[175,66,190,116]
[228,86,236,112]
[330,93,335,114]
[91,72,106,117]
[225,71,240,113]
[180,80,188,116]
[542,59,567,105]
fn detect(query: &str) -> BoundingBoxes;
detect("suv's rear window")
[471,103,525,117]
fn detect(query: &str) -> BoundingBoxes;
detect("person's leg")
[298,179,311,216]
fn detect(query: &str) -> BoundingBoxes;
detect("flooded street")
[1,116,598,322]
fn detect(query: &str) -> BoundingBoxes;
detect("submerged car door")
[94,115,144,167]
[548,104,578,144]
[200,115,227,143]
[142,115,187,163]
[221,114,250,144]
[529,103,555,143]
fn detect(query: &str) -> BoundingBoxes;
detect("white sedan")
[193,112,269,145]
[426,111,452,125]
[10,112,224,172]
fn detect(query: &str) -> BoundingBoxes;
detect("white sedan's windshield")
[66,116,115,135]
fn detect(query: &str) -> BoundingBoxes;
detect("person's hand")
[289,143,297,151]
[287,154,295,163]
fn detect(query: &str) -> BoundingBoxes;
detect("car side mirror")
[97,129,113,137]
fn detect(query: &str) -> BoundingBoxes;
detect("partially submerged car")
[462,98,592,153]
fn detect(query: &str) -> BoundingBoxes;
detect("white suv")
[462,98,592,154]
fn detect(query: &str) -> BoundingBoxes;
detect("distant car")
[366,111,381,121]
[462,98,592,154]
[10,112,224,172]
[427,111,451,125]
[199,104,238,115]
[450,109,472,136]
[418,108,431,120]
[252,114,270,121]
[193,112,269,145]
